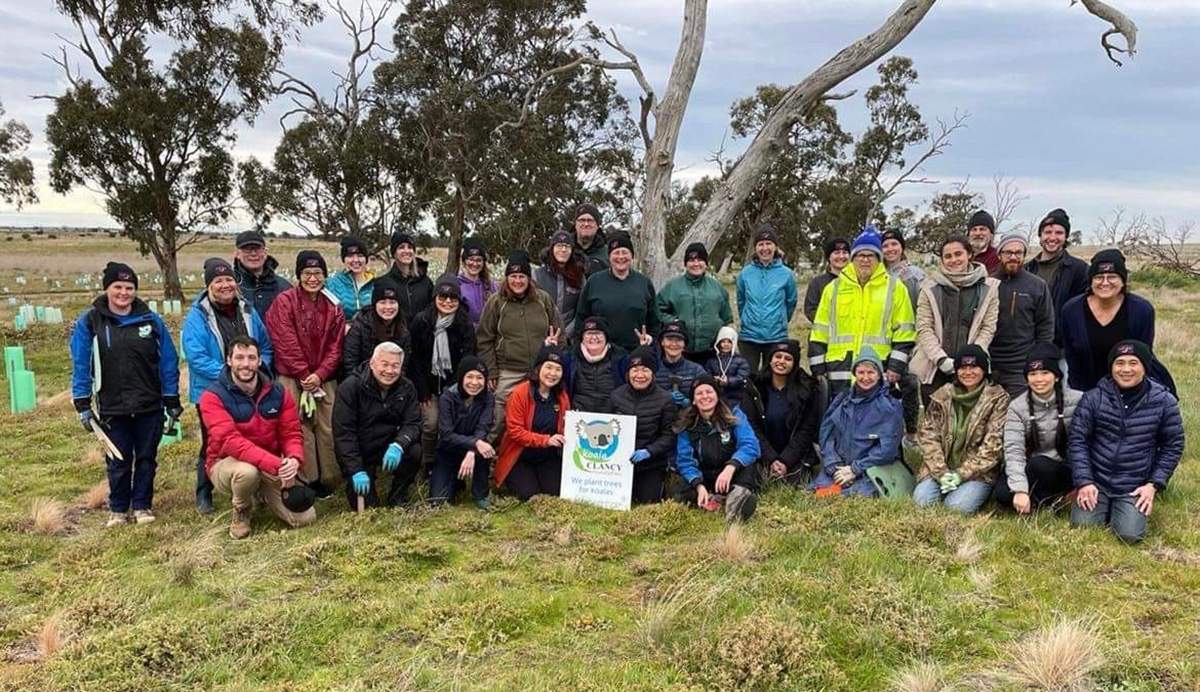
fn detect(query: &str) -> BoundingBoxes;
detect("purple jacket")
[458,274,497,328]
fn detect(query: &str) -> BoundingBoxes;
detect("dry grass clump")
[165,529,224,586]
[954,530,983,565]
[78,480,109,510]
[36,613,67,660]
[891,661,952,692]
[28,497,70,535]
[714,523,757,563]
[637,563,726,650]
[997,619,1105,691]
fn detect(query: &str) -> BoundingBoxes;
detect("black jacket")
[991,269,1055,372]
[409,305,477,401]
[235,256,291,320]
[565,343,629,414]
[1025,251,1088,346]
[383,257,435,327]
[436,384,495,454]
[739,371,820,472]
[610,382,677,472]
[342,310,413,380]
[332,364,421,477]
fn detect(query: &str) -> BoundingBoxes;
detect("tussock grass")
[997,619,1105,691]
[28,497,69,535]
[637,563,726,650]
[35,612,67,661]
[714,522,757,563]
[162,528,224,586]
[954,530,983,564]
[77,481,109,510]
[891,661,951,692]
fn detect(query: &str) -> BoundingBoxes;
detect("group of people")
[68,204,1184,543]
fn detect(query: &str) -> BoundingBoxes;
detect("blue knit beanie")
[850,225,883,261]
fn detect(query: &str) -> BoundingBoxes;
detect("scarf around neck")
[947,383,985,469]
[431,313,455,378]
[939,262,987,289]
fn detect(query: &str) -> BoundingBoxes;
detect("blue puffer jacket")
[818,381,903,476]
[325,270,374,320]
[1069,378,1184,494]
[736,257,798,344]
[675,406,760,487]
[181,292,274,404]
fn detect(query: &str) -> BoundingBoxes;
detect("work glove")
[670,390,689,407]
[938,357,955,375]
[382,442,404,471]
[833,465,856,486]
[78,408,96,433]
[630,449,651,464]
[163,395,183,419]
[299,391,317,419]
[351,471,371,496]
[938,472,962,494]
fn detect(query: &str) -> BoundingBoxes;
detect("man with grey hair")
[332,342,423,509]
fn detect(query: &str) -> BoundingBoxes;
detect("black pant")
[429,448,490,504]
[994,454,1074,509]
[345,442,423,509]
[195,404,213,496]
[504,448,562,501]
[632,467,666,504]
[104,410,163,512]
[737,341,773,376]
[919,371,954,408]
[892,373,920,434]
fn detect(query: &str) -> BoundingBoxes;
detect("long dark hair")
[541,244,585,289]
[674,398,738,434]
[1025,381,1068,459]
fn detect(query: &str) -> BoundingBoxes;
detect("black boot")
[195,458,214,515]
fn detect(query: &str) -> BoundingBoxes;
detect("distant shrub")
[47,234,57,239]
[21,233,31,241]
[1132,266,1200,290]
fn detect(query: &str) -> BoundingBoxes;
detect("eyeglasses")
[999,250,1025,258]
[1092,275,1122,285]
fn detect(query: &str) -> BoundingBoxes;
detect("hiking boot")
[196,487,214,515]
[106,512,129,528]
[132,509,156,524]
[473,497,491,510]
[229,506,252,540]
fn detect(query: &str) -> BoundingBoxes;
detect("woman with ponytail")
[995,343,1082,514]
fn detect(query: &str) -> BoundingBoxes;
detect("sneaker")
[106,512,129,528]
[473,497,491,510]
[196,487,214,515]
[132,509,156,524]
[229,506,252,540]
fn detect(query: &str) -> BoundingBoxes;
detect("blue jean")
[104,410,163,512]
[429,448,490,504]
[810,469,878,497]
[1070,490,1147,543]
[913,477,993,515]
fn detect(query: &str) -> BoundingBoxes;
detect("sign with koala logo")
[560,411,636,511]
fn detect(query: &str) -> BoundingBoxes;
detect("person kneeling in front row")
[1069,340,1183,544]
[332,342,422,509]
[198,336,316,539]
[674,375,761,522]
[431,356,496,508]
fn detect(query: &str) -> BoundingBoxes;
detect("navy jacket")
[1059,292,1159,392]
[235,256,291,320]
[70,296,180,417]
[436,384,495,454]
[332,364,421,477]
[1069,378,1184,494]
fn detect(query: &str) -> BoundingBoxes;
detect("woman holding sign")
[673,375,761,522]
[611,346,678,504]
[494,346,571,501]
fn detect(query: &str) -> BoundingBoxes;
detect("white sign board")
[560,410,636,511]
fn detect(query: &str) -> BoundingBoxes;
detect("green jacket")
[576,269,660,351]
[656,272,733,352]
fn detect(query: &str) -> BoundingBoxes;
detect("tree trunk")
[639,0,708,287]
[666,0,936,267]
[161,251,183,300]
[445,185,466,277]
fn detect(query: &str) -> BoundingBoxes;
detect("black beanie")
[504,250,532,277]
[607,232,634,256]
[102,262,138,289]
[1025,342,1062,379]
[691,374,722,400]
[753,223,779,245]
[295,250,327,277]
[434,274,461,299]
[767,340,801,363]
[880,229,906,249]
[461,237,487,261]
[659,321,688,345]
[968,210,996,233]
[954,344,991,375]
[574,203,602,225]
[684,242,709,264]
[823,237,850,261]
[549,230,573,247]
[531,345,566,382]
[1108,339,1152,372]
[1089,248,1128,283]
[579,315,609,336]
[627,346,659,374]
[456,355,489,390]
[203,258,234,286]
[390,230,416,256]
[371,278,400,305]
[1038,208,1071,234]
[340,236,368,259]
[281,483,316,514]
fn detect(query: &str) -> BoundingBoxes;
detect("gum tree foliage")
[0,101,37,209]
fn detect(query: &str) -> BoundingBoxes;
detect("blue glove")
[670,390,689,407]
[383,443,404,471]
[630,449,651,464]
[351,471,370,496]
[79,409,95,433]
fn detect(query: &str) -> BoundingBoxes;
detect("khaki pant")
[210,457,316,528]
[489,369,529,444]
[278,375,340,488]
[420,400,439,469]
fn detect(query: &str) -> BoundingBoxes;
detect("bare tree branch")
[1072,0,1138,66]
[865,109,969,225]
[989,174,1029,231]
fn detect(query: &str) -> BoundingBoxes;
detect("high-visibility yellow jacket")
[808,262,917,383]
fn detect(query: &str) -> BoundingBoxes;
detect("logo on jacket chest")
[138,324,153,339]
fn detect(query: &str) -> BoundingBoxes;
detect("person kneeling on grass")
[673,375,761,522]
[810,349,902,497]
[493,346,571,501]
[332,342,422,510]
[611,346,678,504]
[995,343,1082,514]
[739,340,821,486]
[431,356,496,508]
[199,336,316,539]
[913,345,1009,514]
[1069,340,1184,544]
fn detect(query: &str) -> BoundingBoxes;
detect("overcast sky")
[2,0,1198,240]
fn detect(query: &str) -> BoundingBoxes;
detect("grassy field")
[1,236,1199,690]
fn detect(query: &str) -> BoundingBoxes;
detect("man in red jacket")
[200,336,316,538]
[266,250,346,497]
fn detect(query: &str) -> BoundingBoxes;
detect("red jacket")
[199,370,304,477]
[266,287,346,382]
[495,380,570,485]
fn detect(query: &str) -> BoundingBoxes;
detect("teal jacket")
[326,270,374,320]
[736,257,798,344]
[656,272,733,353]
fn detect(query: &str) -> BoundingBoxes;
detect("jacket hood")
[713,325,739,354]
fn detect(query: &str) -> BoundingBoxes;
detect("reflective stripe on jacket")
[808,263,916,382]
